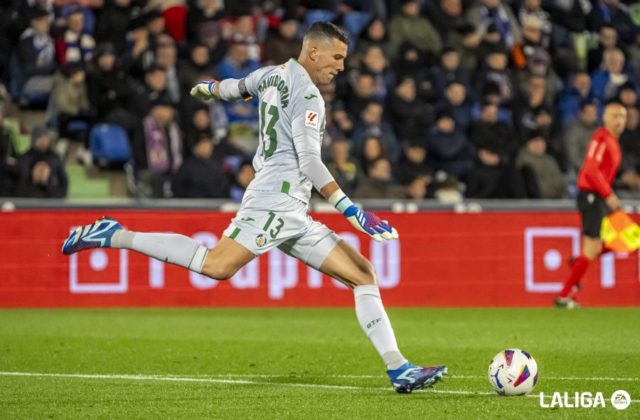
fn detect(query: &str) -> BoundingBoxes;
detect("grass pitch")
[0,308,638,419]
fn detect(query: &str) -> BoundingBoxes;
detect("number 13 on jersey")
[259,100,279,159]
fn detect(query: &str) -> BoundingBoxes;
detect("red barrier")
[1,210,639,307]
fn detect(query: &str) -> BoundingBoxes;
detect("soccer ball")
[488,349,539,396]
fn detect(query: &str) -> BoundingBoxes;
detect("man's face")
[68,12,83,33]
[603,104,627,136]
[446,83,466,105]
[581,104,598,125]
[146,70,167,91]
[311,37,347,85]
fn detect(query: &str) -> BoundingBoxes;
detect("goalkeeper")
[62,22,446,393]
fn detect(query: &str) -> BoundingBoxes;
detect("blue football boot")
[62,217,123,255]
[387,362,448,394]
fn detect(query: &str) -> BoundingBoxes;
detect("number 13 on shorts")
[263,211,285,239]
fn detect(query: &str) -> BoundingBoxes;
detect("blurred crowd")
[0,0,640,201]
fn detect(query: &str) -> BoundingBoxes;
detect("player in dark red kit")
[556,103,628,308]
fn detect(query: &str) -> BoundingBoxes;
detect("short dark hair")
[304,21,349,45]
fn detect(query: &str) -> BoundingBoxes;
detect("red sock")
[559,256,590,298]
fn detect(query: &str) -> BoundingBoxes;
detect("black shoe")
[555,297,579,309]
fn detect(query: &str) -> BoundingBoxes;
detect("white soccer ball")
[488,349,539,396]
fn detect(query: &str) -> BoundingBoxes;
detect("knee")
[352,261,377,286]
[201,260,238,280]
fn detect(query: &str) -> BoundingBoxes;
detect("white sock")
[111,230,208,273]
[354,285,407,370]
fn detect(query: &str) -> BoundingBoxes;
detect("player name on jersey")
[257,74,290,108]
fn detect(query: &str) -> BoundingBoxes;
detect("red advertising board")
[1,210,639,307]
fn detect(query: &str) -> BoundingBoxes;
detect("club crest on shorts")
[255,234,267,247]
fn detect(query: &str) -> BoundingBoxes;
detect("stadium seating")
[89,124,132,168]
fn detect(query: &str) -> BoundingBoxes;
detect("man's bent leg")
[319,240,407,370]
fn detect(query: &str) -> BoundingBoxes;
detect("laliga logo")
[539,390,631,410]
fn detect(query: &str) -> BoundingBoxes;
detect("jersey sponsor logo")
[305,110,319,128]
[304,94,317,100]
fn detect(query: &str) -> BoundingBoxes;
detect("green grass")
[0,308,638,419]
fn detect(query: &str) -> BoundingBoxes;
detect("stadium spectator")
[17,127,68,198]
[326,137,362,197]
[358,135,386,169]
[350,18,398,68]
[517,0,553,41]
[129,64,172,119]
[425,0,468,45]
[556,71,593,126]
[547,0,591,34]
[178,43,213,96]
[614,81,639,109]
[228,157,254,202]
[10,7,56,102]
[86,43,133,128]
[587,25,618,74]
[387,76,432,142]
[171,135,228,198]
[513,75,554,142]
[132,98,183,198]
[215,41,259,123]
[357,44,394,102]
[465,148,527,198]
[426,108,474,179]
[590,47,634,103]
[618,107,640,191]
[436,81,472,132]
[406,175,430,199]
[155,37,181,104]
[394,138,432,186]
[512,15,550,71]
[263,18,302,66]
[587,0,637,44]
[220,14,264,62]
[0,105,19,196]
[355,157,405,199]
[475,45,515,105]
[516,132,567,198]
[341,70,376,122]
[466,0,521,50]
[428,47,470,99]
[145,8,168,44]
[389,0,442,58]
[94,0,134,55]
[352,101,400,163]
[563,100,600,174]
[185,0,227,63]
[50,62,91,141]
[454,23,482,73]
[183,102,213,154]
[123,12,156,81]
[469,100,516,161]
[54,6,95,66]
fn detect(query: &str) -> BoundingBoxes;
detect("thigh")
[278,220,340,269]
[577,191,607,239]
[201,235,256,279]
